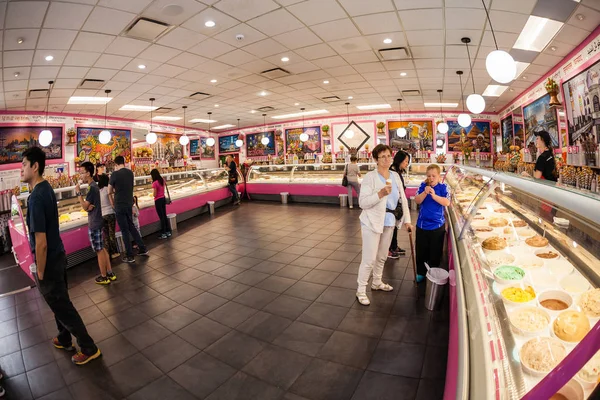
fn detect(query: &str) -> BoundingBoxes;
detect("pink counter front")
[246,183,419,201]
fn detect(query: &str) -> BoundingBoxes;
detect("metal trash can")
[167,213,177,231]
[339,194,348,207]
[207,201,215,215]
[115,232,126,254]
[280,192,289,204]
[425,268,449,310]
[410,196,417,211]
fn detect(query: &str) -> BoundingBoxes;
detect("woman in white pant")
[357,144,412,305]
[346,156,361,208]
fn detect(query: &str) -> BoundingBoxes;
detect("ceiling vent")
[402,89,421,96]
[257,106,275,112]
[125,17,172,42]
[322,95,341,102]
[189,91,211,100]
[79,79,105,89]
[378,47,410,61]
[260,68,290,79]
[28,89,49,99]
[154,107,173,113]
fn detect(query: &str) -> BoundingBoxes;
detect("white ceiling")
[1,0,599,130]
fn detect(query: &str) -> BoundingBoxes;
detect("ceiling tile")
[288,0,347,25]
[3,67,31,82]
[554,24,590,46]
[329,37,372,54]
[30,66,60,80]
[365,33,407,49]
[215,0,279,21]
[58,67,90,79]
[243,38,289,58]
[142,0,207,25]
[312,19,361,42]
[37,29,78,50]
[445,8,486,30]
[105,37,150,57]
[338,0,395,16]
[97,0,153,13]
[342,51,379,64]
[64,51,101,67]
[86,68,119,81]
[214,24,267,48]
[274,28,322,49]
[398,9,443,31]
[531,0,577,23]
[294,43,337,60]
[312,56,348,69]
[487,11,529,34]
[406,30,444,46]
[480,31,518,50]
[167,52,207,69]
[6,1,48,29]
[394,0,442,9]
[247,8,304,36]
[72,32,115,52]
[157,28,207,51]
[411,46,445,59]
[138,45,182,63]
[216,49,258,67]
[45,2,93,31]
[196,60,235,74]
[94,54,132,69]
[182,8,239,36]
[491,0,536,14]
[54,79,84,89]
[353,12,402,35]
[3,29,40,51]
[566,5,600,31]
[545,39,575,57]
[136,75,169,86]
[188,38,236,58]
[582,0,600,12]
[112,71,144,83]
[82,7,136,35]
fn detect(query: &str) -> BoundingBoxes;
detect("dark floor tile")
[315,259,349,273]
[283,245,311,256]
[331,273,358,290]
[96,295,134,318]
[154,305,201,332]
[289,358,363,400]
[209,280,251,300]
[212,265,246,279]
[398,279,419,297]
[85,318,119,343]
[252,261,287,275]
[314,241,341,251]
[267,252,300,265]
[19,324,47,349]
[247,249,279,260]
[205,331,265,369]
[327,251,358,262]
[275,266,311,280]
[122,319,171,350]
[133,295,178,318]
[243,345,311,391]
[237,311,292,342]
[301,270,339,285]
[351,371,419,400]
[176,317,231,350]
[107,353,162,397]
[318,330,378,369]
[17,311,43,331]
[343,263,360,275]
[229,257,263,269]
[256,276,297,294]
[192,259,226,273]
[381,317,409,342]
[231,270,270,286]
[284,392,310,400]
[4,373,33,400]
[290,256,324,268]
[183,292,228,315]
[401,317,430,345]
[338,309,388,338]
[206,371,284,400]
[107,306,150,331]
[168,353,236,399]
[207,301,258,328]
[0,308,16,324]
[316,286,357,308]
[189,274,227,290]
[142,334,200,373]
[233,288,279,310]
[212,253,242,265]
[273,321,333,357]
[95,334,138,367]
[415,378,445,400]
[68,379,118,400]
[163,284,204,304]
[0,319,18,340]
[391,296,431,318]
[421,346,448,379]
[297,303,348,330]
[171,268,205,283]
[427,319,450,347]
[368,340,426,378]
[0,351,25,378]
[122,286,160,305]
[284,281,328,301]
[27,362,66,398]
[128,375,196,400]
[263,295,311,320]
[38,387,74,400]
[22,342,54,371]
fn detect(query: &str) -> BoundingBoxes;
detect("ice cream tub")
[552,379,585,400]
[538,290,573,316]
[493,265,526,285]
[519,337,567,377]
[559,275,591,295]
[509,306,551,337]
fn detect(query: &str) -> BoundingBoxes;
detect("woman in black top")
[522,130,557,182]
[388,150,410,258]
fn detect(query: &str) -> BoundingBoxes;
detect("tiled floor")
[0,202,449,400]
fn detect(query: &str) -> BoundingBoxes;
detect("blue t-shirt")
[416,182,450,230]
[378,174,398,227]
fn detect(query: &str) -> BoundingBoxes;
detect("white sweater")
[359,169,411,233]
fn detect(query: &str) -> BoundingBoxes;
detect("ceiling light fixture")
[463,38,486,114]
[152,116,181,121]
[213,124,235,129]
[235,119,243,147]
[138,64,146,69]
[300,108,309,142]
[210,79,217,83]
[99,89,112,145]
[423,102,459,108]
[259,91,267,96]
[576,14,584,21]
[205,20,216,27]
[482,84,509,97]
[206,112,215,146]
[214,104,219,107]
[271,109,328,119]
[397,98,407,138]
[481,0,516,83]
[356,104,391,110]
[281,56,289,62]
[436,90,449,135]
[294,102,299,106]
[514,16,563,52]
[400,72,407,77]
[17,38,24,44]
[456,71,471,128]
[119,104,159,112]
[39,80,54,147]
[383,38,392,44]
[250,110,257,113]
[189,118,217,123]
[323,80,329,84]
[45,55,54,61]
[348,96,353,99]
[68,96,113,105]
[550,46,557,52]
[261,114,270,145]
[14,72,20,78]
[146,98,157,144]
[179,106,189,146]
[344,102,354,139]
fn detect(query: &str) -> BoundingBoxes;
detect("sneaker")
[395,247,407,256]
[138,250,150,257]
[52,337,74,351]
[158,234,168,239]
[71,349,102,366]
[387,250,400,259]
[166,232,172,237]
[94,276,111,285]
[110,253,120,259]
[107,272,117,281]
[416,274,425,283]
[122,256,135,263]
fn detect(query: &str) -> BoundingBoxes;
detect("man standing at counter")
[108,156,149,263]
[224,155,240,205]
[21,147,101,365]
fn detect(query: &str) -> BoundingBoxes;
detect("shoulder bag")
[341,164,348,187]
[164,179,172,205]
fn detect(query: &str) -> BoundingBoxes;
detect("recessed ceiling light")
[250,110,257,113]
[17,38,24,44]
[205,20,216,27]
[549,46,557,52]
[482,85,508,97]
[272,110,329,119]
[509,88,515,92]
[514,16,563,52]
[281,56,289,62]
[14,72,20,78]
[348,96,353,100]
[213,124,235,129]
[323,80,329,84]
[522,76,528,80]
[138,64,146,69]
[383,38,392,44]
[214,104,219,107]
[45,55,54,61]
[189,118,217,123]
[423,102,459,108]
[400,72,407,76]
[68,96,113,105]
[356,104,391,110]
[210,79,217,83]
[259,91,267,96]
[576,14,584,21]
[153,116,181,121]
[294,102,299,106]
[119,104,158,111]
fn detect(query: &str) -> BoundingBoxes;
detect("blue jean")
[228,183,239,202]
[115,207,147,257]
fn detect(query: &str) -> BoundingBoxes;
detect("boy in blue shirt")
[414,164,451,283]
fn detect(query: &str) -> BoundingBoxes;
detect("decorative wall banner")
[218,134,240,154]
[200,138,216,159]
[446,121,492,153]
[246,131,275,156]
[501,115,514,153]
[189,139,200,158]
[562,58,600,146]
[0,126,63,165]
[285,126,321,154]
[77,127,131,165]
[522,94,559,147]
[514,123,524,149]
[388,120,434,151]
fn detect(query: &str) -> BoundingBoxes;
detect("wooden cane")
[408,230,418,289]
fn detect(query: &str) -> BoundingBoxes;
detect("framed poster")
[446,120,492,153]
[200,137,216,159]
[246,131,275,156]
[0,126,62,165]
[388,120,434,151]
[189,139,200,158]
[500,115,513,153]
[150,132,184,163]
[522,94,559,147]
[285,126,321,154]
[562,58,600,146]
[77,127,131,165]
[514,123,524,149]
[219,134,240,154]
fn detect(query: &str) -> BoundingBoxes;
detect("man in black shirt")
[224,155,240,205]
[523,130,557,182]
[108,156,148,263]
[21,147,100,365]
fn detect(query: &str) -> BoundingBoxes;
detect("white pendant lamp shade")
[179,134,189,146]
[466,94,485,114]
[436,139,444,147]
[235,138,243,147]
[299,132,309,142]
[206,137,215,146]
[437,122,449,134]
[146,131,157,144]
[398,127,407,137]
[457,113,472,128]
[99,129,111,144]
[344,129,355,139]
[261,137,270,145]
[486,50,516,84]
[39,129,52,147]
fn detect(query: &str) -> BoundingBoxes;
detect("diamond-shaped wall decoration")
[337,121,370,151]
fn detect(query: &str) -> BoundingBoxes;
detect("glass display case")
[445,165,600,399]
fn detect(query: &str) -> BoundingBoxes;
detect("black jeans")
[389,227,398,251]
[115,207,147,257]
[37,254,97,356]
[228,182,239,202]
[155,198,170,235]
[415,225,446,276]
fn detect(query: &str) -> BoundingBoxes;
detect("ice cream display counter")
[445,165,600,400]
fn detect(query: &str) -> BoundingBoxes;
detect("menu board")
[218,134,239,154]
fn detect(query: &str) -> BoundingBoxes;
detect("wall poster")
[246,131,275,156]
[150,132,184,164]
[200,137,216,159]
[189,139,200,158]
[446,120,492,153]
[501,115,514,153]
[218,134,240,154]
[522,94,559,148]
[514,123,524,149]
[285,126,321,154]
[387,120,434,151]
[77,127,131,165]
[0,126,63,165]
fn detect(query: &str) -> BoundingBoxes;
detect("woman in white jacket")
[357,144,412,305]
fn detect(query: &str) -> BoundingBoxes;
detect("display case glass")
[446,165,600,399]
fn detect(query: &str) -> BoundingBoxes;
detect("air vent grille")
[322,96,341,102]
[257,106,275,112]
[154,107,173,113]
[260,68,290,79]
[189,91,211,100]
[79,79,105,89]
[378,47,410,61]
[402,89,421,96]
[125,18,171,42]
[28,89,49,99]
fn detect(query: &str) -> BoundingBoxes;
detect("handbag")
[164,180,172,205]
[341,164,348,187]
[386,200,404,221]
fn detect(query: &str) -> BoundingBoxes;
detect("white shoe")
[371,282,394,292]
[356,292,370,305]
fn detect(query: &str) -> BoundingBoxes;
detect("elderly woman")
[356,144,412,306]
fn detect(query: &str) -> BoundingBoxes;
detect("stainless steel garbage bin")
[115,232,126,254]
[280,192,289,204]
[339,194,348,207]
[207,201,215,215]
[425,268,449,311]
[167,213,177,231]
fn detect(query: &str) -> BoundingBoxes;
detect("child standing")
[413,164,451,283]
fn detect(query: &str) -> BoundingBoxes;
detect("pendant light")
[235,119,243,147]
[436,90,449,134]
[397,98,407,137]
[456,71,472,128]
[299,108,309,142]
[482,0,516,83]
[463,38,486,114]
[206,112,215,146]
[179,106,189,146]
[261,114,270,145]
[146,98,157,144]
[98,89,112,144]
[344,102,354,138]
[39,80,54,147]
